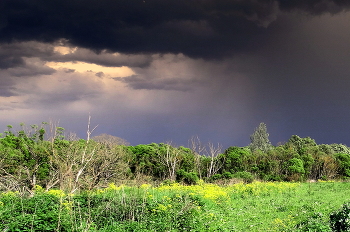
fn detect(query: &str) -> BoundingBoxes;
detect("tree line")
[0,122,350,194]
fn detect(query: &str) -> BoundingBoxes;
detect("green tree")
[0,125,50,193]
[128,143,162,178]
[286,158,305,175]
[221,146,252,174]
[335,153,350,177]
[249,122,272,153]
[330,143,350,155]
[287,135,317,155]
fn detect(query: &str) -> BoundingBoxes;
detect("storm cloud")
[0,1,350,148]
[2,0,350,59]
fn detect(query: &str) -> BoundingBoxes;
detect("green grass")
[212,181,350,231]
[1,181,350,231]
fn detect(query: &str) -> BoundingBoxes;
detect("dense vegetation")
[1,122,350,193]
[1,181,350,231]
[2,122,350,231]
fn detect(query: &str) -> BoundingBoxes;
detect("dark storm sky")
[1,0,350,148]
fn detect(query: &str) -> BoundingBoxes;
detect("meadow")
[1,181,350,231]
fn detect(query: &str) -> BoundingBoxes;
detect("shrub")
[176,169,199,185]
[330,202,350,231]
[232,171,254,183]
[261,174,282,182]
[210,174,222,181]
[222,171,233,179]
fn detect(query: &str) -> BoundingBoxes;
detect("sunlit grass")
[1,181,350,231]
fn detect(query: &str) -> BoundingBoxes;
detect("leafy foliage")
[335,153,350,177]
[249,122,272,152]
[1,122,350,193]
[330,202,350,231]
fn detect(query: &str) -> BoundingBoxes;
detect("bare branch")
[206,142,223,178]
[86,114,98,142]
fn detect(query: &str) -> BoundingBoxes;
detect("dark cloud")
[2,0,350,59]
[8,63,56,77]
[0,41,53,69]
[49,48,153,68]
[0,41,53,59]
[0,71,20,97]
[0,42,56,98]
[279,0,350,14]
[114,74,199,91]
[1,0,350,149]
[0,55,24,69]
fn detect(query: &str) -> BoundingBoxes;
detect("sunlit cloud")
[45,61,134,78]
[54,46,78,55]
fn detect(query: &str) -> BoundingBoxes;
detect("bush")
[222,172,233,179]
[176,169,199,185]
[232,171,254,183]
[209,174,222,182]
[330,202,350,231]
[261,174,282,182]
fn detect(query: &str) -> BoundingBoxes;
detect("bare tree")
[66,132,80,141]
[71,114,98,192]
[83,145,131,189]
[47,119,62,143]
[86,114,98,142]
[44,116,99,193]
[157,142,183,181]
[206,142,223,178]
[189,136,206,179]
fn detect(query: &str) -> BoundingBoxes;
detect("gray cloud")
[115,75,200,91]
[1,1,350,149]
[0,56,24,69]
[18,72,105,108]
[113,54,216,91]
[279,0,350,14]
[48,47,153,68]
[0,86,17,97]
[2,0,350,59]
[0,41,54,65]
[0,72,19,97]
[8,62,56,77]
[95,72,104,78]
[0,41,55,73]
[64,69,75,73]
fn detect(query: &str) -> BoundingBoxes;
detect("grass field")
[1,181,350,231]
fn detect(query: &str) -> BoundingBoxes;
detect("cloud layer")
[1,1,350,148]
[2,0,350,58]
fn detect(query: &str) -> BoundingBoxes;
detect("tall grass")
[1,181,350,231]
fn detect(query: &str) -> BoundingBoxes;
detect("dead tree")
[158,142,182,181]
[206,142,223,179]
[189,136,206,179]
